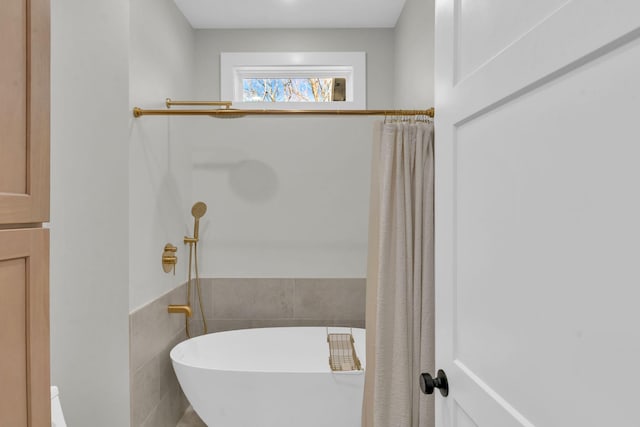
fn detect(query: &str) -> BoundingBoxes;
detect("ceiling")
[174,0,408,29]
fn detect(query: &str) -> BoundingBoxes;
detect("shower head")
[191,202,207,240]
[192,201,207,219]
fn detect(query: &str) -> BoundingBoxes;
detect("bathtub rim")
[170,326,366,375]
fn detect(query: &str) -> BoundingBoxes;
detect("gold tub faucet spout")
[168,305,192,318]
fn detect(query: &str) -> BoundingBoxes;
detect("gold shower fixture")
[168,305,192,317]
[162,243,178,274]
[185,201,207,244]
[169,201,209,338]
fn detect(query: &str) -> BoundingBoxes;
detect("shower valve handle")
[162,244,178,275]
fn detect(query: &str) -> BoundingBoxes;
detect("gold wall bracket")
[162,243,178,274]
[184,236,198,245]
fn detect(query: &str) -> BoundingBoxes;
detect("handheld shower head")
[192,201,207,219]
[191,202,207,240]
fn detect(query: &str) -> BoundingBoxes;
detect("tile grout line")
[291,278,297,319]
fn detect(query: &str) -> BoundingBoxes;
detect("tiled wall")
[130,278,366,426]
[194,278,366,335]
[130,284,190,427]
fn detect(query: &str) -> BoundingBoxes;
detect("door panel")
[0,0,27,195]
[435,0,640,426]
[0,228,50,427]
[451,1,640,122]
[453,402,478,427]
[0,0,50,225]
[0,258,28,426]
[456,0,568,82]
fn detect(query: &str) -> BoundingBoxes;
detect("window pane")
[242,78,335,102]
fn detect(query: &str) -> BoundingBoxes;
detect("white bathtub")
[170,327,366,427]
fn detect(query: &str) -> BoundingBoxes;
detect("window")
[221,52,366,110]
[242,77,343,103]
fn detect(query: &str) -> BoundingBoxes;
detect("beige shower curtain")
[363,120,435,427]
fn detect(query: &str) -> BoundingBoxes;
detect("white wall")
[129,0,196,311]
[50,0,131,425]
[191,29,394,277]
[394,0,435,108]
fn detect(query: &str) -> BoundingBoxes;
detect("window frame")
[220,52,366,110]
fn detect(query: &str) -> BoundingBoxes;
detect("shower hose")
[186,240,208,338]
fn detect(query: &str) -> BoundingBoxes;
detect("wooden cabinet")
[0,0,50,226]
[0,229,49,427]
[0,0,51,425]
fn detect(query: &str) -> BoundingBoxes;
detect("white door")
[434,1,640,426]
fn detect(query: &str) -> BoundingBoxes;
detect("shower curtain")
[363,120,435,427]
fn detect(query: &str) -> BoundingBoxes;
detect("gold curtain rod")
[133,106,434,118]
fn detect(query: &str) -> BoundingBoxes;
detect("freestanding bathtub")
[170,327,366,427]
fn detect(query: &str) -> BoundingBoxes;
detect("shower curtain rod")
[132,99,434,118]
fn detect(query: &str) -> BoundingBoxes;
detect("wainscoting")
[130,284,190,427]
[191,278,366,335]
[130,278,365,426]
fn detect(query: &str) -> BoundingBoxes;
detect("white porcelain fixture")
[50,386,67,427]
[171,327,366,427]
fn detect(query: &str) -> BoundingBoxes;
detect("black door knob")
[419,369,449,397]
